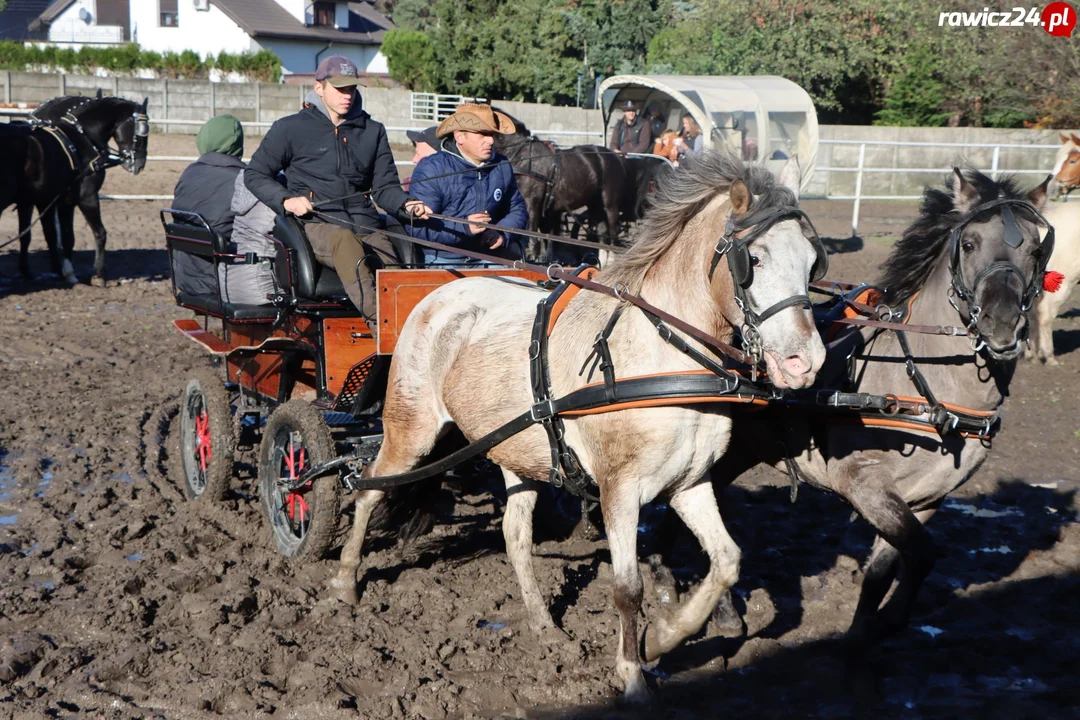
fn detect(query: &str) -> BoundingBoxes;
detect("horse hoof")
[61,260,78,286]
[621,674,653,705]
[90,275,107,288]
[1045,356,1060,366]
[328,580,358,604]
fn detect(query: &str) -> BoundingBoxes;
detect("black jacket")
[245,90,409,232]
[173,152,245,236]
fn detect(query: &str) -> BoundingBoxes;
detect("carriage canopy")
[598,75,818,190]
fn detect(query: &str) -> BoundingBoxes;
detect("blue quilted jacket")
[405,140,528,262]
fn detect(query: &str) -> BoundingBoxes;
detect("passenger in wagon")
[405,103,528,266]
[244,55,431,328]
[609,100,653,154]
[171,114,246,297]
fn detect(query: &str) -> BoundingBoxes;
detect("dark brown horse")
[3,95,149,283]
[492,110,629,259]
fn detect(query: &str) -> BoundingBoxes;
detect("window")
[313,1,335,27]
[159,0,178,27]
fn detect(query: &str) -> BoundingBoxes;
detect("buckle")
[530,398,556,422]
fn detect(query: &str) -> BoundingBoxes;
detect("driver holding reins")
[245,55,431,328]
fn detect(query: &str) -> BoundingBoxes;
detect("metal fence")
[814,139,1066,236]
[411,93,479,122]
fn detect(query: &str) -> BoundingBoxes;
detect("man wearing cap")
[403,125,438,192]
[608,100,652,155]
[404,103,528,266]
[244,54,431,325]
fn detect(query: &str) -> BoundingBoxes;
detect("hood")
[305,89,367,124]
[196,114,244,157]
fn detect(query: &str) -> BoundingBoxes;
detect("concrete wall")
[0,71,1075,181]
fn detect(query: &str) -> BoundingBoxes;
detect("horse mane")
[879,168,1026,304]
[604,151,795,291]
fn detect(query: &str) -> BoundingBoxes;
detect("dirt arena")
[0,136,1078,719]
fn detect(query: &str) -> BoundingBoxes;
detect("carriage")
[165,209,545,557]
[598,75,819,192]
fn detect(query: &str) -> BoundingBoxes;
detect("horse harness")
[511,137,560,219]
[787,196,1055,442]
[29,96,150,175]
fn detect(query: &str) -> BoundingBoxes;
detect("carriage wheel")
[258,400,341,559]
[178,368,236,501]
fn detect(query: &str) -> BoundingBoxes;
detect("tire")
[258,400,341,559]
[178,367,236,501]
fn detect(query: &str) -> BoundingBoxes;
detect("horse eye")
[961,242,975,253]
[749,255,760,267]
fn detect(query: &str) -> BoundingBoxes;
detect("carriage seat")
[271,214,424,301]
[164,212,280,321]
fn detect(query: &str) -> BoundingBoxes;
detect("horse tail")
[367,476,440,546]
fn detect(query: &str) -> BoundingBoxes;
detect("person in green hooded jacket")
[171,114,246,297]
[173,114,246,236]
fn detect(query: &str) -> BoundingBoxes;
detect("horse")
[1028,201,1080,364]
[1051,132,1079,198]
[326,153,828,701]
[647,168,1055,657]
[4,95,149,284]
[492,110,629,257]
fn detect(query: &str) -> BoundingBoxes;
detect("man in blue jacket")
[405,103,528,265]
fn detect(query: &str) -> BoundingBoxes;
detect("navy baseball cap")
[315,55,360,87]
[406,126,439,149]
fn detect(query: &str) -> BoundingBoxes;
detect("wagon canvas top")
[599,74,818,191]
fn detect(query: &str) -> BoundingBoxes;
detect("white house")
[27,0,129,46]
[131,0,393,78]
[23,0,393,78]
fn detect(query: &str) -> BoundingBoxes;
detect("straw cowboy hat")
[435,103,517,138]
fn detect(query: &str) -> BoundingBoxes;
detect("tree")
[874,44,952,127]
[381,29,436,91]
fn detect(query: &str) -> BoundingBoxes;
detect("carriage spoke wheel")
[178,368,235,501]
[259,401,340,559]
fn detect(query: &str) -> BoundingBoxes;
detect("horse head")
[1053,132,1080,197]
[717,156,827,388]
[109,97,150,175]
[944,169,1053,359]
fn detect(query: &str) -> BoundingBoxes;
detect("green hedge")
[0,42,282,82]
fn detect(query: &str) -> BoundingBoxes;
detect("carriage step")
[173,319,231,355]
[332,355,383,413]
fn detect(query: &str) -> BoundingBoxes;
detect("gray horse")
[649,168,1054,654]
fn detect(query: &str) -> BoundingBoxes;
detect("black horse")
[492,110,630,259]
[2,95,149,283]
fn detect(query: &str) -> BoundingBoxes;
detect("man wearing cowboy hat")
[405,103,528,266]
[245,54,431,326]
[609,99,653,155]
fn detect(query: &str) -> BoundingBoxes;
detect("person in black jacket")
[608,100,652,155]
[172,114,246,297]
[244,55,430,325]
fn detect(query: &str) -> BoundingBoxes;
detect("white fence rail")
[814,139,1065,236]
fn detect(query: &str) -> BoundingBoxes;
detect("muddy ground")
[0,139,1079,719]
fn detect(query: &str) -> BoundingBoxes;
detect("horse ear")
[777,155,800,202]
[952,167,980,212]
[1063,133,1072,144]
[141,97,148,111]
[730,179,752,214]
[1026,174,1051,211]
[95,88,103,99]
[1072,133,1080,146]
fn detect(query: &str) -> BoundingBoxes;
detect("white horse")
[329,153,827,700]
[1029,200,1080,364]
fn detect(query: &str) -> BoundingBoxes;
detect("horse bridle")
[708,203,829,366]
[946,196,1054,348]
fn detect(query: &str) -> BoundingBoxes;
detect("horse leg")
[601,480,649,702]
[40,205,64,279]
[57,202,77,285]
[873,506,939,631]
[78,193,108,284]
[843,483,936,648]
[1033,291,1065,365]
[501,469,557,634]
[329,388,446,602]
[17,201,32,278]
[642,480,741,661]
